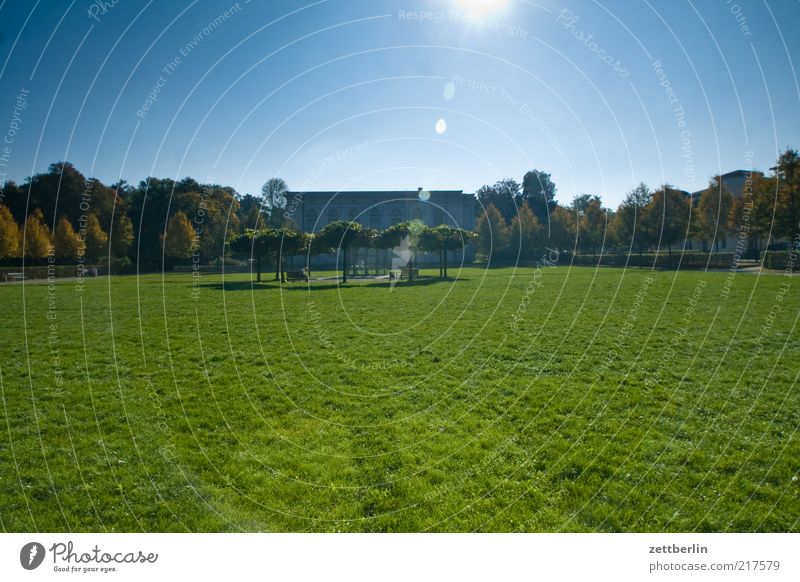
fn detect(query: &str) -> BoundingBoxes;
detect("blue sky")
[0,0,798,207]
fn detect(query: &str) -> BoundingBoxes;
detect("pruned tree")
[315,220,362,283]
[230,229,266,283]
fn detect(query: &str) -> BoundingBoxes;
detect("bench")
[4,272,25,282]
[285,270,308,282]
[399,267,420,279]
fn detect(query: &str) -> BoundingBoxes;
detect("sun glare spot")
[456,0,509,17]
[435,118,447,134]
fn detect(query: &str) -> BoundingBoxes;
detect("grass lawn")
[0,266,798,532]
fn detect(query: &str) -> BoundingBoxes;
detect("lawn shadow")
[201,276,461,292]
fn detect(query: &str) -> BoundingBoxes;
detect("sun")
[455,0,510,17]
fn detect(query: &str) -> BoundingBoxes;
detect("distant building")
[686,169,765,254]
[286,189,477,267]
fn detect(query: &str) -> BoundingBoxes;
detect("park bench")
[399,267,420,279]
[285,270,308,282]
[4,272,26,282]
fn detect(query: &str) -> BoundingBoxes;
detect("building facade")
[687,170,765,254]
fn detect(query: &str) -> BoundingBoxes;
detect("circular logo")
[20,542,46,570]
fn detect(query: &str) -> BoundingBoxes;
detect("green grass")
[0,266,798,532]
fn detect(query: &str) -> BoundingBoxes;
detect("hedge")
[761,250,800,271]
[563,252,745,269]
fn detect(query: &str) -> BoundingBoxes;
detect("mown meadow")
[0,266,798,532]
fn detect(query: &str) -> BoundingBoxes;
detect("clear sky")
[0,0,798,207]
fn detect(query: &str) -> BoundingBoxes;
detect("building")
[286,189,477,267]
[687,169,764,254]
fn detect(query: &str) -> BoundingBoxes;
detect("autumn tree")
[544,204,575,253]
[612,183,652,261]
[0,204,20,258]
[509,202,542,262]
[161,211,194,260]
[572,195,607,260]
[109,212,134,258]
[695,176,733,251]
[475,204,510,262]
[774,148,800,239]
[642,185,691,260]
[54,216,80,260]
[22,208,53,259]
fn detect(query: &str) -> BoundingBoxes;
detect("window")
[433,209,445,226]
[370,208,381,230]
[390,208,402,224]
[411,207,423,222]
[349,208,359,221]
[306,209,318,231]
[327,208,339,223]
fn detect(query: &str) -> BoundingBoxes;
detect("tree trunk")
[280,254,285,283]
[343,247,348,283]
[275,255,280,281]
[256,254,261,283]
[439,250,443,278]
[444,249,448,278]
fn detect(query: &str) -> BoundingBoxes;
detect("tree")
[476,179,521,224]
[695,176,733,251]
[612,183,652,262]
[161,211,194,260]
[351,227,377,275]
[84,213,109,262]
[238,193,265,231]
[544,204,575,252]
[522,169,557,224]
[128,177,240,266]
[509,202,542,263]
[376,222,413,278]
[437,225,473,277]
[22,208,53,259]
[230,228,274,283]
[642,185,691,261]
[728,174,776,252]
[261,178,289,228]
[0,205,20,258]
[109,212,134,258]
[475,204,510,262]
[774,148,800,239]
[53,216,80,260]
[573,195,607,260]
[417,227,443,276]
[315,220,362,283]
[274,228,309,282]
